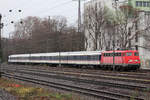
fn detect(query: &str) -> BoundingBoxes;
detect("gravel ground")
[3,63,150,77]
[0,89,17,100]
[12,71,145,99]
[2,63,149,99]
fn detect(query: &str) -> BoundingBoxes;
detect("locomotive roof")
[102,50,138,53]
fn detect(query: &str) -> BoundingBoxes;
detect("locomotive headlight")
[134,60,138,62]
[128,60,133,62]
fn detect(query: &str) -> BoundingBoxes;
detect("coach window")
[87,56,91,60]
[65,56,67,60]
[77,56,79,60]
[126,52,132,56]
[68,56,70,60]
[51,56,53,60]
[93,55,96,60]
[82,56,85,60]
[83,56,85,60]
[53,56,56,60]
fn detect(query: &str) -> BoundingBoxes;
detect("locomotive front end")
[124,50,141,70]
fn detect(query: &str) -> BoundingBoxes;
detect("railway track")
[3,64,150,77]
[1,64,150,99]
[3,67,150,85]
[3,68,149,91]
[2,73,144,100]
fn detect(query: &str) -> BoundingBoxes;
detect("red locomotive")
[101,50,140,70]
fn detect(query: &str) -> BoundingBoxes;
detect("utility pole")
[135,14,138,50]
[78,0,81,33]
[78,0,82,50]
[47,16,51,53]
[0,14,3,77]
[73,0,83,50]
[0,14,3,63]
[48,16,51,32]
[73,0,82,32]
[112,0,118,71]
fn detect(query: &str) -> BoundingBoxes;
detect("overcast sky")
[0,0,90,37]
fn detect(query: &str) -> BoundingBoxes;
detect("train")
[8,50,141,70]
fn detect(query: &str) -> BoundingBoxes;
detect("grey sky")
[0,0,90,37]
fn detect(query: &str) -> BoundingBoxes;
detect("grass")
[0,78,80,100]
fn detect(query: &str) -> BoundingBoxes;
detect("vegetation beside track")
[0,78,78,100]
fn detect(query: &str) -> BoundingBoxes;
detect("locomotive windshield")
[126,52,132,56]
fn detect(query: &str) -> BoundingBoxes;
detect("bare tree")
[84,2,109,50]
[143,14,150,50]
[2,15,86,59]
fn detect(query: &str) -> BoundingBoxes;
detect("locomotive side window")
[134,52,139,56]
[104,53,122,57]
[104,53,106,56]
[126,52,132,56]
[122,53,125,56]
[107,53,109,56]
[118,53,121,56]
[115,53,118,56]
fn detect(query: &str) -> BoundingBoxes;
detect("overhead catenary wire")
[3,0,74,27]
[28,0,73,17]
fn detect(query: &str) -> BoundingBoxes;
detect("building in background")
[84,0,150,68]
[120,0,150,69]
[84,0,116,51]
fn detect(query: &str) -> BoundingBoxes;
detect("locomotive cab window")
[126,52,132,56]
